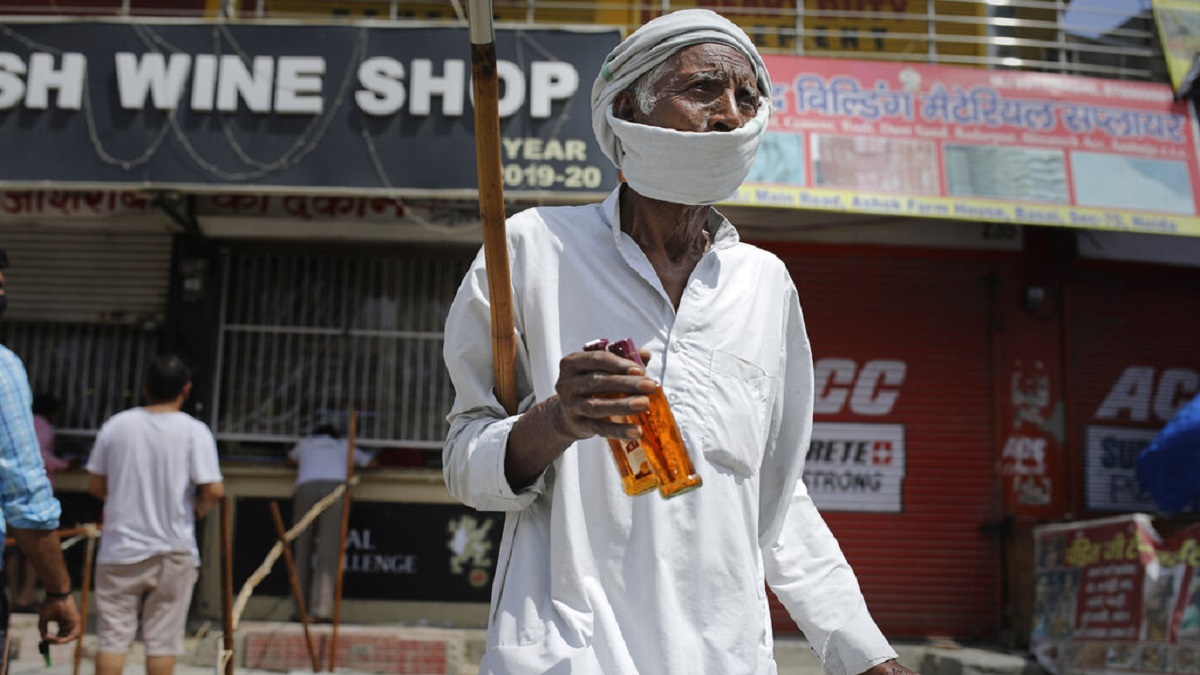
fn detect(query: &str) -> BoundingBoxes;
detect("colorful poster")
[731,57,1200,237]
[1152,0,1200,95]
[1033,514,1200,675]
[1001,357,1068,518]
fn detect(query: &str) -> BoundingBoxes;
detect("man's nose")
[708,89,747,132]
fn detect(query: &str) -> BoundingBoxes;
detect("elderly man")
[443,9,916,675]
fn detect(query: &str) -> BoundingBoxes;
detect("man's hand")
[551,348,657,441]
[503,348,658,490]
[10,527,81,644]
[38,594,81,645]
[861,659,920,675]
[194,482,225,519]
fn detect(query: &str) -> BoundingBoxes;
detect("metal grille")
[213,247,473,449]
[1,1,1164,83]
[0,321,158,443]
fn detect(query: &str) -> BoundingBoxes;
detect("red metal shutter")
[1068,264,1200,517]
[767,248,1002,640]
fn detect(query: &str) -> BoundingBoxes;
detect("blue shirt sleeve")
[0,346,63,536]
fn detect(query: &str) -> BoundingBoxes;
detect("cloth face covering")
[590,8,773,177]
[606,101,769,205]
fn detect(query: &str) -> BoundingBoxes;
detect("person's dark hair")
[311,423,340,439]
[144,355,192,404]
[32,393,60,418]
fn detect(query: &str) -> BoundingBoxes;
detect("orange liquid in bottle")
[637,387,703,498]
[603,337,702,499]
[585,339,659,496]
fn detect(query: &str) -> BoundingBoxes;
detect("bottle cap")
[607,338,645,367]
[583,338,609,352]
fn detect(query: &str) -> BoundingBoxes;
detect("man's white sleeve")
[759,279,896,675]
[764,486,897,675]
[442,247,544,513]
[191,421,223,484]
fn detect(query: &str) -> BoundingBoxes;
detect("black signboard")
[232,497,501,603]
[0,21,620,197]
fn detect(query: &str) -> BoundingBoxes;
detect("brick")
[240,626,451,674]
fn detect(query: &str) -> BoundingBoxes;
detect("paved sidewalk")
[6,613,1047,675]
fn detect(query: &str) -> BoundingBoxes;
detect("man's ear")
[612,90,638,122]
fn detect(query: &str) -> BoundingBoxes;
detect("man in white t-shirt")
[86,355,224,675]
[287,424,375,622]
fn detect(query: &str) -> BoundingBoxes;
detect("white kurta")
[443,187,897,675]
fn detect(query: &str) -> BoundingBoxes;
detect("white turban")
[590,8,772,171]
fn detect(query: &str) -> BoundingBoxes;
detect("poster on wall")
[1000,357,1068,518]
[1032,514,1200,675]
[803,422,906,513]
[1083,364,1200,514]
[735,56,1200,238]
[1085,426,1164,513]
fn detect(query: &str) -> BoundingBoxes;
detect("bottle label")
[623,439,653,478]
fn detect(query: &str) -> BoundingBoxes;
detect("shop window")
[213,248,471,466]
[0,321,159,460]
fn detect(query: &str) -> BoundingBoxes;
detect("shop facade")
[0,17,617,627]
[3,13,1200,645]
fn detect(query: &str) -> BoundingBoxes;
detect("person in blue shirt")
[0,247,81,664]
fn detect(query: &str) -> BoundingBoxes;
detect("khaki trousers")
[292,480,343,619]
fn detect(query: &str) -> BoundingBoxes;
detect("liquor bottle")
[584,339,658,496]
[606,338,702,499]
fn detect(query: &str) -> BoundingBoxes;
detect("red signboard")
[736,57,1200,237]
[1034,515,1200,675]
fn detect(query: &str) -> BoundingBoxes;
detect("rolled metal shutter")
[767,248,1002,640]
[0,223,172,324]
[1068,265,1200,516]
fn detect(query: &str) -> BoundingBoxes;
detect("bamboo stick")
[469,0,518,415]
[269,501,320,672]
[220,496,235,675]
[71,532,96,675]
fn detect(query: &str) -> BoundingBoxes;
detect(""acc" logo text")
[814,358,906,416]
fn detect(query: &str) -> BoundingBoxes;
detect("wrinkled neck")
[619,184,712,263]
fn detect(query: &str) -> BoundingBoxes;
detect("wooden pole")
[269,501,320,672]
[219,495,235,675]
[2,525,102,548]
[71,532,96,675]
[469,0,518,415]
[327,409,358,672]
